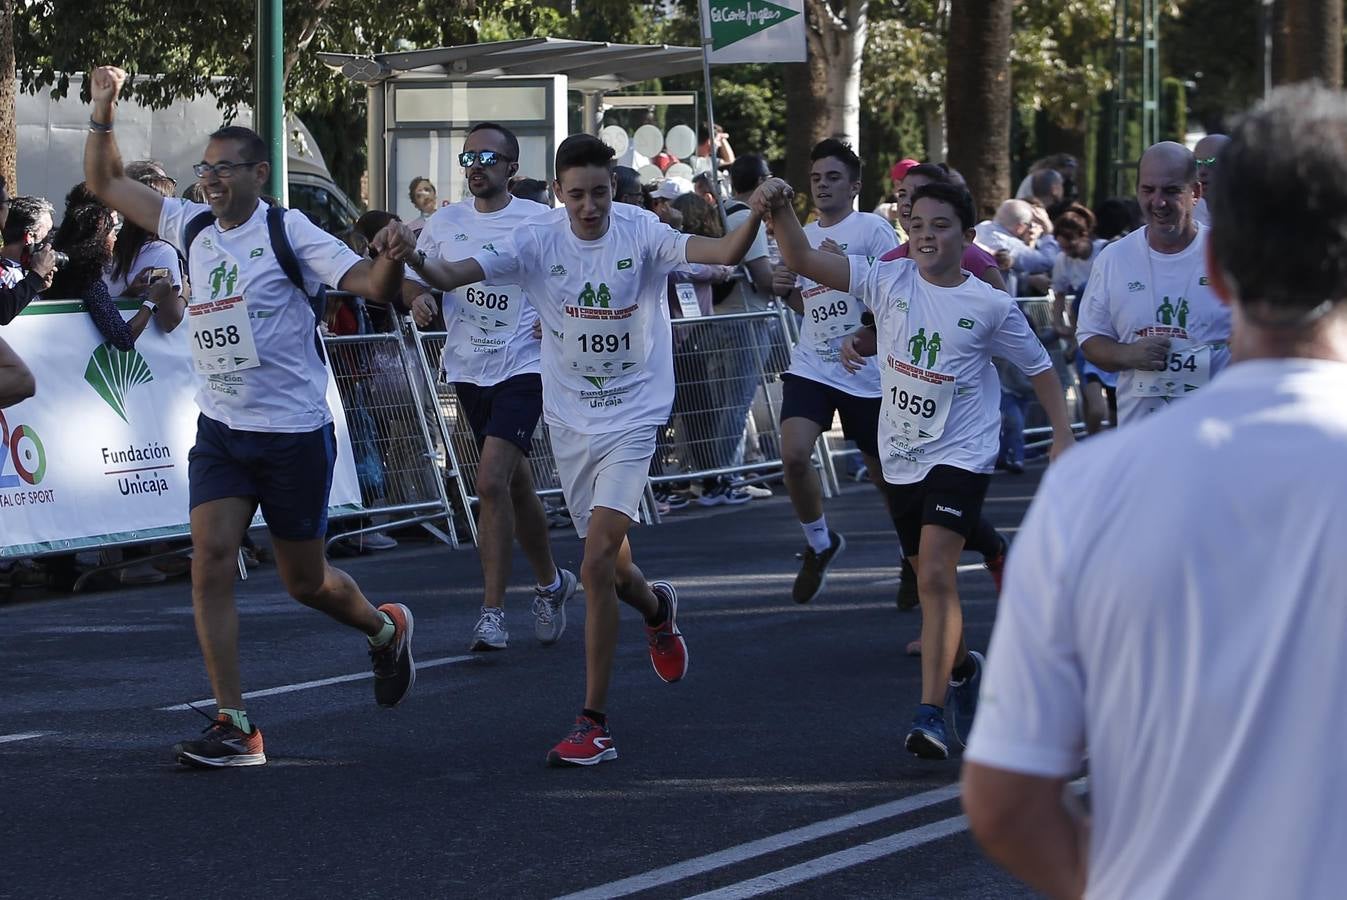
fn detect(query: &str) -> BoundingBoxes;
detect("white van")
[17,75,361,234]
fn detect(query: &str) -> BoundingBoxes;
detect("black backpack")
[183,204,328,361]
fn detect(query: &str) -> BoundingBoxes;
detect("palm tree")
[1273,0,1343,88]
[945,0,1013,222]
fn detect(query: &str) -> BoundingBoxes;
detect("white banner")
[0,300,361,557]
[699,0,806,64]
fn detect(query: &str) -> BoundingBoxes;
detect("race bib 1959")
[881,354,955,453]
[188,295,261,374]
[561,304,644,376]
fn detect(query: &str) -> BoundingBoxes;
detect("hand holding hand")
[371,222,419,262]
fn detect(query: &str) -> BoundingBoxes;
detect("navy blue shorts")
[780,373,881,458]
[881,465,991,554]
[188,414,337,541]
[454,373,544,455]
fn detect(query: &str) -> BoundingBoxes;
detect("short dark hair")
[1211,84,1347,319]
[729,153,769,195]
[901,163,952,185]
[613,166,642,199]
[910,182,975,232]
[209,125,268,165]
[1094,197,1141,240]
[467,122,521,161]
[2,196,54,244]
[355,209,399,243]
[408,176,434,202]
[810,139,861,183]
[554,134,615,177]
[509,177,551,206]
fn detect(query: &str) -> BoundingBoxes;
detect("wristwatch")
[414,249,427,269]
[141,298,158,313]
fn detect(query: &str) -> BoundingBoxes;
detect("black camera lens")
[51,250,70,269]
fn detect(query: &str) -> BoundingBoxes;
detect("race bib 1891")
[188,295,261,374]
[561,304,644,376]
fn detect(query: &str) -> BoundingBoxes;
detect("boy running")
[396,134,767,766]
[764,178,1075,759]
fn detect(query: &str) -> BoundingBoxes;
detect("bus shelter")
[318,38,704,220]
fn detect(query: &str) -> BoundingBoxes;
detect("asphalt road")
[0,464,1047,900]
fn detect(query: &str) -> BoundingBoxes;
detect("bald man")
[1192,133,1229,226]
[1076,141,1232,425]
[974,200,1056,295]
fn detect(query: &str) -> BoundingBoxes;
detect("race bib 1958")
[188,295,261,375]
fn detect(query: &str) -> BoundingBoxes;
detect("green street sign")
[707,0,801,52]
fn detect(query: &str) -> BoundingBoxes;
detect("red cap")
[889,158,920,182]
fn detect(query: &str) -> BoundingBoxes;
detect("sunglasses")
[1196,157,1217,168]
[458,150,512,168]
[193,161,263,179]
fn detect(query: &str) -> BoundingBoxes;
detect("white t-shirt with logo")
[849,256,1052,485]
[1076,225,1231,426]
[103,239,184,296]
[408,197,543,386]
[966,358,1347,900]
[789,211,898,396]
[475,202,689,436]
[160,198,362,432]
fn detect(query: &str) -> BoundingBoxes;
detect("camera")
[22,242,68,270]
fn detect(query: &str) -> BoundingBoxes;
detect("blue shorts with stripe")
[188,414,337,541]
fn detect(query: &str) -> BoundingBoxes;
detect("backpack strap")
[182,210,215,269]
[724,201,750,217]
[265,205,307,296]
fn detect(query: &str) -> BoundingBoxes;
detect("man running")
[764,178,1075,760]
[406,122,578,652]
[397,134,767,766]
[84,65,415,768]
[1077,142,1232,426]
[775,139,899,604]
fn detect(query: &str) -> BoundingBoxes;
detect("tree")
[1273,0,1343,88]
[806,0,869,148]
[945,0,1013,220]
[1,0,14,191]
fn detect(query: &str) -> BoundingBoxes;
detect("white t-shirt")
[724,202,769,263]
[1192,196,1211,226]
[1076,225,1231,425]
[160,198,362,432]
[966,358,1347,900]
[409,197,543,386]
[475,202,689,436]
[103,239,184,296]
[849,256,1052,484]
[789,212,898,396]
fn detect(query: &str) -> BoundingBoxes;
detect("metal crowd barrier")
[322,331,460,550]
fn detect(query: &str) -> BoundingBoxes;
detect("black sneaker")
[369,603,416,707]
[173,715,266,768]
[792,531,846,604]
[896,556,919,610]
[947,650,985,747]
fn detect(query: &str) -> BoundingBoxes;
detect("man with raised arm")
[399,133,765,767]
[84,65,416,768]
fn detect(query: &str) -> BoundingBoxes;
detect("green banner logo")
[708,0,799,50]
[84,344,155,423]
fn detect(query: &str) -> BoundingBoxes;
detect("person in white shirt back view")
[962,83,1347,900]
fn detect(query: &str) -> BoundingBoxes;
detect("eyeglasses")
[1196,157,1217,168]
[458,150,512,168]
[192,161,263,179]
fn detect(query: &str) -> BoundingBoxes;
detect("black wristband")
[88,115,114,133]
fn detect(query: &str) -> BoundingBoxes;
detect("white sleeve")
[284,210,363,292]
[868,217,901,254]
[847,253,879,302]
[474,234,528,287]
[134,241,185,289]
[988,301,1053,376]
[1074,252,1119,344]
[644,214,692,271]
[728,209,769,262]
[158,198,207,256]
[965,465,1087,777]
[405,216,440,288]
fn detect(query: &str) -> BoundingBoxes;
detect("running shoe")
[904,707,950,760]
[173,715,266,769]
[664,490,694,510]
[469,606,508,651]
[947,650,985,748]
[532,569,577,646]
[697,481,751,506]
[736,482,773,499]
[370,602,416,707]
[896,556,919,610]
[646,581,689,683]
[792,530,846,604]
[984,534,1009,596]
[546,715,617,767]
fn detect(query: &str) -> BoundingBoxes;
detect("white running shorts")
[550,423,657,538]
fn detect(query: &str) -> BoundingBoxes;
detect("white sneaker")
[361,532,399,551]
[469,606,508,651]
[532,569,578,646]
[118,562,167,585]
[739,483,772,499]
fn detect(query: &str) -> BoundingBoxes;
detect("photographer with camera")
[0,190,61,325]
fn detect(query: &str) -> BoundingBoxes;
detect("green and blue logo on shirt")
[957,317,975,330]
[249,247,264,259]
[617,258,633,270]
[550,264,567,276]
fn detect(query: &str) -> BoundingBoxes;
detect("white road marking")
[552,784,961,900]
[685,815,969,899]
[158,654,475,711]
[0,732,52,745]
